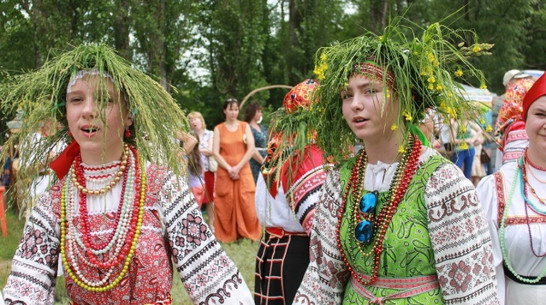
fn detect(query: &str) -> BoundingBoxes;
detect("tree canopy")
[1,0,544,131]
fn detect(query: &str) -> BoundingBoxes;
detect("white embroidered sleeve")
[293,170,349,305]
[3,193,60,305]
[425,163,499,305]
[476,173,506,305]
[159,171,253,305]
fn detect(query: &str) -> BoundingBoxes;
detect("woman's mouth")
[81,126,100,137]
[354,117,368,124]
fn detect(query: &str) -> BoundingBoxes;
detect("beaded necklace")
[60,144,147,292]
[526,162,546,184]
[519,155,546,258]
[499,156,546,283]
[523,162,546,205]
[70,149,136,261]
[337,135,422,286]
[519,157,546,215]
[75,145,138,253]
[71,144,129,195]
[526,149,546,171]
[351,136,414,257]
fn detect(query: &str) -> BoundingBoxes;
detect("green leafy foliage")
[0,0,544,133]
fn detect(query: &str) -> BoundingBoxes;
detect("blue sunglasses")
[354,191,378,244]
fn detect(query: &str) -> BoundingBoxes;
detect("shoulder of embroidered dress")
[145,162,170,181]
[48,178,65,194]
[324,168,341,188]
[432,161,465,181]
[423,161,473,201]
[476,172,496,192]
[36,189,55,209]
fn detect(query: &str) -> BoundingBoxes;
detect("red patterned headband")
[354,62,395,88]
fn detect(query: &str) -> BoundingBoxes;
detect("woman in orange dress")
[213,98,261,242]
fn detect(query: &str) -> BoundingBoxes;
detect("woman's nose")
[350,94,364,110]
[81,98,98,117]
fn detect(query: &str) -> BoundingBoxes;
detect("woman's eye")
[365,88,378,94]
[341,92,353,100]
[97,95,114,104]
[68,96,83,103]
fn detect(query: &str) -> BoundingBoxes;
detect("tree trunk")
[157,0,168,90]
[114,0,131,60]
[369,0,388,34]
[288,0,302,85]
[31,0,48,66]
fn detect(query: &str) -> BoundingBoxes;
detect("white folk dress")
[477,160,546,305]
[3,161,253,305]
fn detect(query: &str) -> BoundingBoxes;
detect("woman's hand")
[229,165,241,180]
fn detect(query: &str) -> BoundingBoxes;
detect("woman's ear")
[125,116,133,128]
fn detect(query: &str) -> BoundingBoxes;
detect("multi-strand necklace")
[499,153,546,284]
[60,144,147,292]
[522,150,546,207]
[337,135,422,286]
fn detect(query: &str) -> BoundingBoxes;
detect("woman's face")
[253,109,262,122]
[189,117,203,132]
[66,76,132,161]
[341,74,399,142]
[224,103,239,121]
[526,96,546,157]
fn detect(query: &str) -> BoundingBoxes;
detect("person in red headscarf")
[477,73,546,305]
[254,79,333,305]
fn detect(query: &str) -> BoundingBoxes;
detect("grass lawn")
[1,205,259,305]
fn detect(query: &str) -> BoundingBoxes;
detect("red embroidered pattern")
[494,172,506,225]
[505,215,546,225]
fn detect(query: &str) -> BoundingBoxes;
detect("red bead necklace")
[525,149,546,171]
[74,155,130,251]
[521,154,546,207]
[71,145,142,268]
[337,135,422,286]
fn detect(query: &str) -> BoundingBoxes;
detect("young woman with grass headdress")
[292,19,499,305]
[1,44,253,305]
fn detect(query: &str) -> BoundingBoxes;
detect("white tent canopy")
[523,70,544,79]
[457,83,494,104]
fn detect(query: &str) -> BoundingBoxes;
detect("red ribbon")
[49,140,80,179]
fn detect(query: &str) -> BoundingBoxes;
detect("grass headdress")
[1,44,188,212]
[262,79,322,194]
[310,18,492,163]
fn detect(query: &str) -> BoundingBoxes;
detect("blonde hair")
[187,111,207,129]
